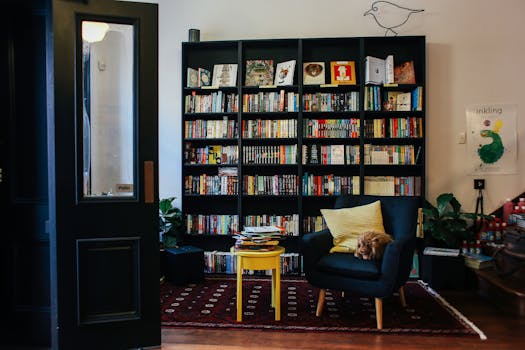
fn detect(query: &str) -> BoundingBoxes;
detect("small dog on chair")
[354,231,393,260]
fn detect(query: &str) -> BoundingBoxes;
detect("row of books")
[303,216,328,234]
[185,214,240,235]
[303,119,360,139]
[184,118,238,139]
[363,117,424,139]
[302,174,359,196]
[184,174,239,195]
[203,250,302,275]
[243,175,299,196]
[242,91,299,112]
[302,92,359,112]
[362,176,422,196]
[363,144,420,165]
[241,119,297,139]
[184,91,238,113]
[365,86,423,112]
[188,56,418,89]
[184,144,238,165]
[302,144,360,165]
[243,145,297,165]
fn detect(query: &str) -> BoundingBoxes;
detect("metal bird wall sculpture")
[364,1,424,36]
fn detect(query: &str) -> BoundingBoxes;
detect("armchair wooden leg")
[399,285,407,307]
[316,289,326,317]
[375,298,383,330]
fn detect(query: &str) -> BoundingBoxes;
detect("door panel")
[51,1,159,348]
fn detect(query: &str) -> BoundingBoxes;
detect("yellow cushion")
[321,200,386,253]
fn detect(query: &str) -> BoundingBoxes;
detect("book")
[330,61,356,85]
[274,60,296,86]
[187,67,199,87]
[245,59,274,86]
[303,62,325,85]
[423,247,460,257]
[396,92,411,111]
[198,67,211,87]
[383,91,400,111]
[211,64,238,87]
[462,252,494,269]
[365,56,385,85]
[394,60,416,84]
[364,55,394,85]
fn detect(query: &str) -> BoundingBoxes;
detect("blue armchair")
[301,195,420,329]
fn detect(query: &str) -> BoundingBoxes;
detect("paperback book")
[462,252,494,269]
[187,67,199,88]
[198,67,211,87]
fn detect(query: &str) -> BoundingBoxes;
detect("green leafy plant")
[422,193,489,249]
[159,197,184,248]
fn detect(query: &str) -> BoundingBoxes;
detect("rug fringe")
[417,280,487,340]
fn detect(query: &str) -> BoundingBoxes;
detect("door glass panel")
[81,21,135,198]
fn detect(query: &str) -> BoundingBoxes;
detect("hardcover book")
[394,60,416,84]
[303,62,325,85]
[198,67,211,87]
[365,55,394,85]
[245,59,274,86]
[274,60,296,86]
[212,64,238,87]
[187,67,199,88]
[365,56,385,85]
[330,61,356,85]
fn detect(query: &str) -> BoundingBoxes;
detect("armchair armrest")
[380,236,416,286]
[300,229,333,273]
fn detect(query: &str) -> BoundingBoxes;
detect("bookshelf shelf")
[182,36,426,274]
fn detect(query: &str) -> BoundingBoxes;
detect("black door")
[51,0,159,348]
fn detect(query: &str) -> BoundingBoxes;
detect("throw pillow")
[321,200,386,253]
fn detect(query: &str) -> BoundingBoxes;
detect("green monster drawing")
[478,119,504,164]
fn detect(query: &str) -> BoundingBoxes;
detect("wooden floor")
[160,288,525,350]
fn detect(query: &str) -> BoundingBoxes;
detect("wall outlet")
[474,179,485,190]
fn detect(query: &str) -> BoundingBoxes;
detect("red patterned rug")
[160,276,486,339]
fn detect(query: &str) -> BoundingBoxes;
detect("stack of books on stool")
[233,225,285,251]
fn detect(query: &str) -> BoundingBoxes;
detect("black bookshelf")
[181,36,426,269]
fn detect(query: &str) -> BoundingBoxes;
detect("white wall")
[155,0,525,213]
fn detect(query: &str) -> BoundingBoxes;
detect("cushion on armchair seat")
[317,253,381,279]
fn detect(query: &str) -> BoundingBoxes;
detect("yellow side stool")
[230,246,285,322]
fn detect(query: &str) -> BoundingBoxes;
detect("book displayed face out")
[330,61,356,85]
[303,62,325,85]
[245,60,274,86]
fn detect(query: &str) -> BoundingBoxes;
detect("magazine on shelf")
[423,247,460,257]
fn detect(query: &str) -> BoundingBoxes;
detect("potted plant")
[422,193,479,249]
[420,193,490,289]
[159,197,184,248]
